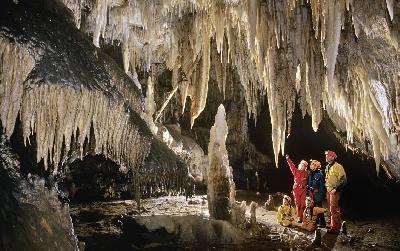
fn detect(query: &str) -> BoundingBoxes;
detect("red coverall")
[287,158,309,221]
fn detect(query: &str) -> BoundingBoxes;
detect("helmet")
[300,160,308,166]
[310,159,321,168]
[325,150,337,159]
[283,195,292,202]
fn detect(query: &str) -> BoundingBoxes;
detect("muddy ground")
[70,191,400,250]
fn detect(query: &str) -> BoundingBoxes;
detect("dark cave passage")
[61,155,132,202]
[249,102,400,219]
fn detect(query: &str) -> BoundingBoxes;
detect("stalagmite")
[207,104,235,221]
[250,201,258,225]
[231,200,247,229]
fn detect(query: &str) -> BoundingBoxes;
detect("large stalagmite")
[207,104,235,221]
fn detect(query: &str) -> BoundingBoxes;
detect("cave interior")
[1,0,400,250]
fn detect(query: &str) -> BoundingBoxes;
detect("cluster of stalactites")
[323,68,398,175]
[60,0,399,170]
[139,159,188,197]
[0,38,35,139]
[0,39,151,173]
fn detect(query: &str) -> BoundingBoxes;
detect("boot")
[341,221,347,235]
[317,213,326,228]
[311,229,321,246]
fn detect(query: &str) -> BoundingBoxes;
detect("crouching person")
[301,197,327,232]
[277,195,296,227]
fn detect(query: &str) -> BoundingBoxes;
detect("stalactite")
[0,39,36,138]
[44,0,400,171]
[0,37,151,175]
[20,84,150,172]
[92,0,109,47]
[144,76,157,134]
[60,0,83,28]
[386,0,394,21]
[322,0,345,92]
[188,13,212,127]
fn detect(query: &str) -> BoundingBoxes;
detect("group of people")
[276,150,347,234]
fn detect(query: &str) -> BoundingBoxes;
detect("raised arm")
[286,155,297,176]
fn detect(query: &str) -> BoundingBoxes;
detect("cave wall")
[0,135,79,250]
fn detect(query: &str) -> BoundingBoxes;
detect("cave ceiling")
[1,0,400,178]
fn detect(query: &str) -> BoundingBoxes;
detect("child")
[301,196,327,231]
[308,159,326,227]
[285,154,309,223]
[277,195,296,227]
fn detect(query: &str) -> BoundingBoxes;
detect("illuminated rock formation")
[207,104,235,220]
[0,2,188,197]
[51,0,400,177]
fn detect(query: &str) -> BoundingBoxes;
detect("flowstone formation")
[54,0,400,178]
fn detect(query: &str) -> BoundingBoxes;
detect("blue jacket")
[307,170,325,202]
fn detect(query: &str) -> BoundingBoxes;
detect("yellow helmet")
[283,195,292,202]
[310,159,321,168]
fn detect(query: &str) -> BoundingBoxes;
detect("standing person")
[308,159,326,227]
[285,154,309,223]
[324,150,347,234]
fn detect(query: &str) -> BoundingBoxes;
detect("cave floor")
[70,191,400,250]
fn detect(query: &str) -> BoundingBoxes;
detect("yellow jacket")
[325,162,347,192]
[277,204,296,227]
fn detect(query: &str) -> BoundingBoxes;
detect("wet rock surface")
[0,136,78,250]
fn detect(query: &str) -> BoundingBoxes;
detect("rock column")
[207,105,235,221]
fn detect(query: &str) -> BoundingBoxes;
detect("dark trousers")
[315,201,326,227]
